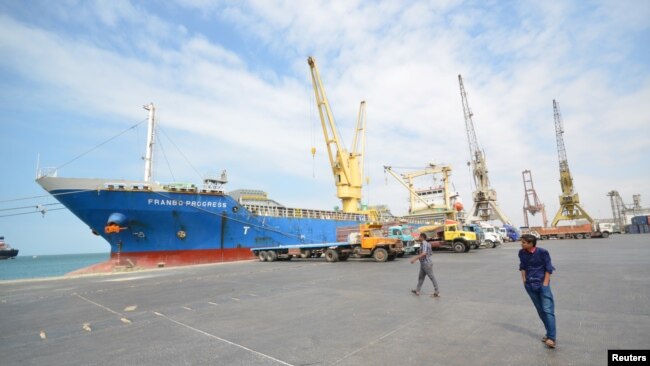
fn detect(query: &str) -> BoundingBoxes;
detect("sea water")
[0,253,109,281]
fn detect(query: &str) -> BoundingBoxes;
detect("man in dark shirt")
[519,233,557,348]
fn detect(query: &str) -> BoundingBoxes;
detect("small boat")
[0,236,19,259]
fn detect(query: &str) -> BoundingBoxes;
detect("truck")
[252,223,403,263]
[463,223,502,249]
[418,220,478,253]
[478,223,503,248]
[387,224,417,255]
[462,223,484,249]
[519,227,541,240]
[531,223,612,240]
[503,224,520,242]
[497,227,508,243]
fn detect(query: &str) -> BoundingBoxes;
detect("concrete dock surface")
[1,235,649,365]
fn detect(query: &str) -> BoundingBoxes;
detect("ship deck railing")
[242,204,368,222]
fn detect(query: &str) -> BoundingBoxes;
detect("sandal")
[432,292,441,298]
[542,336,548,343]
[544,339,556,349]
[410,289,420,296]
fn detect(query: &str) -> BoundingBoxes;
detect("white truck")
[595,222,614,237]
[497,227,508,242]
[478,223,503,248]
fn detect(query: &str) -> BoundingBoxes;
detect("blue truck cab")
[503,224,520,242]
[388,225,416,255]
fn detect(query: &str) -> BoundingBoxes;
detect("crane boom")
[383,164,456,220]
[308,56,363,213]
[458,75,511,225]
[459,76,485,189]
[554,100,572,195]
[352,101,367,181]
[550,100,593,226]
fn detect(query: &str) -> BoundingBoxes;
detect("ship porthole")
[177,230,187,239]
[232,206,239,213]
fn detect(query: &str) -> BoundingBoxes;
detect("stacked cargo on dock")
[626,216,650,234]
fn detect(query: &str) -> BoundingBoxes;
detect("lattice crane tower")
[458,75,511,225]
[607,190,627,232]
[550,100,593,226]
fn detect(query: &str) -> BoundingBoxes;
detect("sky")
[1,0,649,255]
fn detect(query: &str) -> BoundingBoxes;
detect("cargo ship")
[0,236,19,259]
[36,104,368,273]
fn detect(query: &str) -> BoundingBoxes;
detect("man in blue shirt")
[519,233,557,348]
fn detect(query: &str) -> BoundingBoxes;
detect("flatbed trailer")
[254,223,403,263]
[532,224,610,240]
[252,242,354,262]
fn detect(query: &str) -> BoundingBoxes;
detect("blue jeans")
[525,284,556,341]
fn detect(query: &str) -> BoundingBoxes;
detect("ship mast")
[143,103,156,182]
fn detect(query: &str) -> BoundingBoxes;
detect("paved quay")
[1,235,649,366]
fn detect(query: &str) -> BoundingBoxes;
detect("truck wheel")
[464,244,471,252]
[300,249,312,258]
[373,248,388,262]
[267,251,277,262]
[352,246,362,258]
[485,240,495,249]
[601,232,609,238]
[584,233,591,239]
[453,242,466,253]
[576,233,584,239]
[258,251,267,262]
[541,236,548,240]
[325,249,339,262]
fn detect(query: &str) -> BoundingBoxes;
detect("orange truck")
[337,223,404,261]
[253,223,403,263]
[531,223,612,240]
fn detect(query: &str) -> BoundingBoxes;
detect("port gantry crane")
[550,99,593,226]
[308,56,367,215]
[522,169,548,228]
[607,190,627,232]
[383,164,457,221]
[458,75,511,225]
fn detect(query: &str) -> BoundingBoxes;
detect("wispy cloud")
[1,0,648,253]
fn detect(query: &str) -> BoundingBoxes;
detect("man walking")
[411,233,440,298]
[519,233,557,348]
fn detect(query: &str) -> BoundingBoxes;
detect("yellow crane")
[551,100,593,226]
[307,56,366,214]
[383,164,457,221]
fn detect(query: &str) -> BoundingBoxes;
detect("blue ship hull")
[37,176,366,270]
